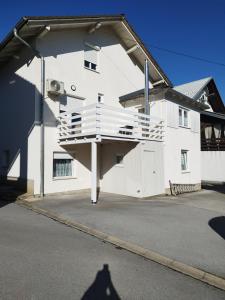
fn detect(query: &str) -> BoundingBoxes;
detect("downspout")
[14,28,45,197]
[144,59,150,115]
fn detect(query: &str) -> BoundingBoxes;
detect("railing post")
[91,141,97,204]
[96,103,101,136]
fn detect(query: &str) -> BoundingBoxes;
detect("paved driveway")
[1,203,225,299]
[33,189,225,279]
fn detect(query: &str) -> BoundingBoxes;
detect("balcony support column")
[91,141,98,204]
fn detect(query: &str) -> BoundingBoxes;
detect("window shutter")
[84,47,98,64]
[190,111,200,133]
[54,152,73,159]
[167,101,178,128]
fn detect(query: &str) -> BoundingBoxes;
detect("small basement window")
[84,43,99,72]
[181,150,188,171]
[53,152,74,178]
[116,154,124,166]
[179,107,189,128]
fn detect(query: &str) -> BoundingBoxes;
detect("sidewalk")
[21,189,225,281]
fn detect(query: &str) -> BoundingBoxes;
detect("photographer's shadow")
[81,264,121,300]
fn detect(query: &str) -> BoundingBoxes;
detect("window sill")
[84,67,100,74]
[179,125,190,129]
[53,176,77,181]
[115,164,124,168]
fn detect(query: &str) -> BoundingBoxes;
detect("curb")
[16,199,225,292]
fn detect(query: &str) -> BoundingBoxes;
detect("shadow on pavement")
[209,216,225,240]
[202,182,225,194]
[81,264,121,300]
[0,183,24,208]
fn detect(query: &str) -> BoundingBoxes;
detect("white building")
[0,15,207,202]
[174,77,225,184]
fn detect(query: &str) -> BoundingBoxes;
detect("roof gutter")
[13,28,46,197]
[13,28,41,57]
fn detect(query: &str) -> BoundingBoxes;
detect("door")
[142,149,164,197]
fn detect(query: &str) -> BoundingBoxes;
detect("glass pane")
[91,63,97,70]
[181,151,187,171]
[184,110,188,127]
[179,109,182,126]
[84,60,90,68]
[53,159,72,177]
[116,155,124,165]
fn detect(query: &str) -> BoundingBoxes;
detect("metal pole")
[40,56,45,197]
[91,142,97,204]
[144,59,150,115]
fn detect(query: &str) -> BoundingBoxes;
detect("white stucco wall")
[201,151,225,182]
[0,46,41,193]
[35,26,151,195]
[163,101,201,190]
[126,98,201,191]
[101,140,164,197]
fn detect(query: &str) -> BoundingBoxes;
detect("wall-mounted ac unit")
[46,79,64,95]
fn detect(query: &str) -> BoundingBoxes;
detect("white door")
[142,149,164,197]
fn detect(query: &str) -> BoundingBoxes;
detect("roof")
[173,77,212,100]
[174,77,225,113]
[201,110,225,121]
[0,15,172,87]
[119,87,208,111]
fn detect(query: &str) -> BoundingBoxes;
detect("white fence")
[201,151,225,182]
[58,103,164,144]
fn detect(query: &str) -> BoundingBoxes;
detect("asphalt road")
[35,189,225,278]
[0,202,224,300]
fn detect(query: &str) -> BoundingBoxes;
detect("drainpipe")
[14,28,45,197]
[144,59,150,115]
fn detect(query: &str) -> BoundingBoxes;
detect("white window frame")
[179,107,189,128]
[115,154,124,167]
[181,149,189,172]
[52,152,76,180]
[84,42,100,72]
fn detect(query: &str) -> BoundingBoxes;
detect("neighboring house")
[174,77,225,183]
[0,15,207,201]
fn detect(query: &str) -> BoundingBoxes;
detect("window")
[53,152,74,178]
[181,150,188,171]
[115,154,124,166]
[98,93,104,104]
[179,107,189,127]
[84,43,99,71]
[84,60,97,71]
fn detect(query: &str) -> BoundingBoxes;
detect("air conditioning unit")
[46,79,64,95]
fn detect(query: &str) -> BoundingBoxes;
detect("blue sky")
[1,0,225,100]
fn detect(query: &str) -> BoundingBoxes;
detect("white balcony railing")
[58,103,164,144]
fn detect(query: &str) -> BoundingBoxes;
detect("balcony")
[58,103,164,145]
[201,138,225,151]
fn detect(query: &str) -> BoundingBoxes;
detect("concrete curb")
[16,199,225,292]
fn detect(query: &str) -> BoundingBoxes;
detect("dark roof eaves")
[0,15,123,53]
[122,17,173,87]
[0,17,28,52]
